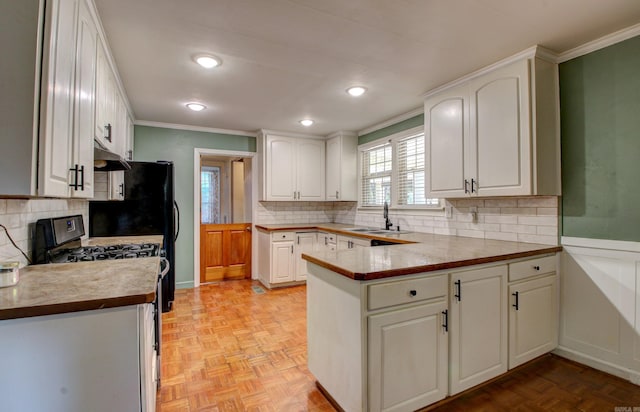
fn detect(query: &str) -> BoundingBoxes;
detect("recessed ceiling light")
[299,119,314,127]
[186,102,206,112]
[346,86,367,97]
[194,54,222,69]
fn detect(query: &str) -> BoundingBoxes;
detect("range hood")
[94,143,131,171]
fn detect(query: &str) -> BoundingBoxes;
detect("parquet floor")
[158,280,640,412]
[157,280,334,411]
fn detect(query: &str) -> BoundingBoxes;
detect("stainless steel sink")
[344,228,410,235]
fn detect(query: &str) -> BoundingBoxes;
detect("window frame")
[357,126,442,211]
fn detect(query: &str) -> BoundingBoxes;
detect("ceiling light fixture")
[186,102,206,112]
[346,86,367,97]
[299,119,314,127]
[194,54,222,69]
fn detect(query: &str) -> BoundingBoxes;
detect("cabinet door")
[271,241,294,283]
[125,113,134,161]
[509,274,558,368]
[337,236,351,250]
[295,232,316,281]
[468,59,531,196]
[325,136,341,200]
[424,87,469,198]
[368,300,448,412]
[108,171,125,200]
[38,0,79,197]
[266,135,295,200]
[95,43,116,152]
[70,0,96,199]
[450,265,508,395]
[297,139,325,201]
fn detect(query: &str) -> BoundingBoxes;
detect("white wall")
[0,199,88,266]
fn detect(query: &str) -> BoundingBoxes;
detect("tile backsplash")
[257,196,559,246]
[0,199,88,266]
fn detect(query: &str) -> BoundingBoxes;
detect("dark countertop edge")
[256,224,415,244]
[0,292,155,321]
[302,246,562,281]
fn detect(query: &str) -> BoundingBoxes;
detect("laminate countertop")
[256,223,561,281]
[0,235,164,321]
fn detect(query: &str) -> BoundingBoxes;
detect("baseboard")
[175,280,194,289]
[553,346,640,385]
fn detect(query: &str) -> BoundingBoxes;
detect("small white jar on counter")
[0,262,19,288]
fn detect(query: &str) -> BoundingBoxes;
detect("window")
[201,166,221,224]
[360,143,392,206]
[359,128,439,208]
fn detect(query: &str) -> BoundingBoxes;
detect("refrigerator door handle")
[173,201,180,241]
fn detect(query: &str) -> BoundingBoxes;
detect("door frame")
[193,148,258,287]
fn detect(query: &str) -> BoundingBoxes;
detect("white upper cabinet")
[424,47,560,198]
[39,0,96,198]
[95,42,117,152]
[325,132,357,201]
[259,132,325,201]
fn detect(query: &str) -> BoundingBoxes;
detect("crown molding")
[134,120,256,137]
[326,131,357,139]
[258,129,326,140]
[358,107,423,136]
[557,22,640,63]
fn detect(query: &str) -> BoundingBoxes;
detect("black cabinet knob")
[533,265,540,271]
[409,290,417,297]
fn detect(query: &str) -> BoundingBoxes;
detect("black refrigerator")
[89,161,179,312]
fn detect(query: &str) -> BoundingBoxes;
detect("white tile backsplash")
[263,196,561,246]
[0,198,88,266]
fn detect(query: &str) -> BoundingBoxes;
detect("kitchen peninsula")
[297,229,561,412]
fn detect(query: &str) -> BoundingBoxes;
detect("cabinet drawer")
[509,255,556,282]
[272,231,294,241]
[368,275,447,311]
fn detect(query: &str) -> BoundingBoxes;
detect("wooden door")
[200,223,251,283]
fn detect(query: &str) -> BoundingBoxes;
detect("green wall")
[358,114,424,145]
[134,125,256,288]
[560,35,640,241]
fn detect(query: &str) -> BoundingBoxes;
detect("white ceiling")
[94,0,640,136]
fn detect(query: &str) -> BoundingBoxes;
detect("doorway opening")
[193,149,257,287]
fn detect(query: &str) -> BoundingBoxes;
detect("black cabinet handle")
[442,310,448,332]
[454,280,461,302]
[533,265,540,271]
[119,183,124,197]
[471,178,477,193]
[512,291,519,310]
[105,123,112,142]
[409,290,417,297]
[127,150,133,161]
[464,179,469,194]
[69,165,79,189]
[78,165,84,191]
[291,246,293,254]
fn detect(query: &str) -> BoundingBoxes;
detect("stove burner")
[53,243,160,263]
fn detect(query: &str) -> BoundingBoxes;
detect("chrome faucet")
[383,201,393,230]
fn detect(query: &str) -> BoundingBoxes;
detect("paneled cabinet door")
[468,59,531,196]
[449,265,508,395]
[509,274,558,368]
[108,171,125,200]
[296,139,325,201]
[424,86,468,198]
[265,136,296,200]
[325,133,357,201]
[70,0,96,198]
[38,0,78,197]
[271,241,295,283]
[294,232,316,281]
[95,43,116,152]
[368,300,448,412]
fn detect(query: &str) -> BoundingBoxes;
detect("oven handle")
[159,257,170,278]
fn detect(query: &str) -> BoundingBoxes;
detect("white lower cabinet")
[271,236,295,283]
[508,274,558,368]
[294,232,317,281]
[368,299,448,412]
[449,265,508,395]
[307,254,559,411]
[337,235,370,250]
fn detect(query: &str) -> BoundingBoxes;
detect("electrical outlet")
[445,205,453,219]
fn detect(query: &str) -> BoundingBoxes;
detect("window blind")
[361,143,392,206]
[397,134,439,206]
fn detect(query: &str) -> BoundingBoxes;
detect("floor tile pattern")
[157,280,334,412]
